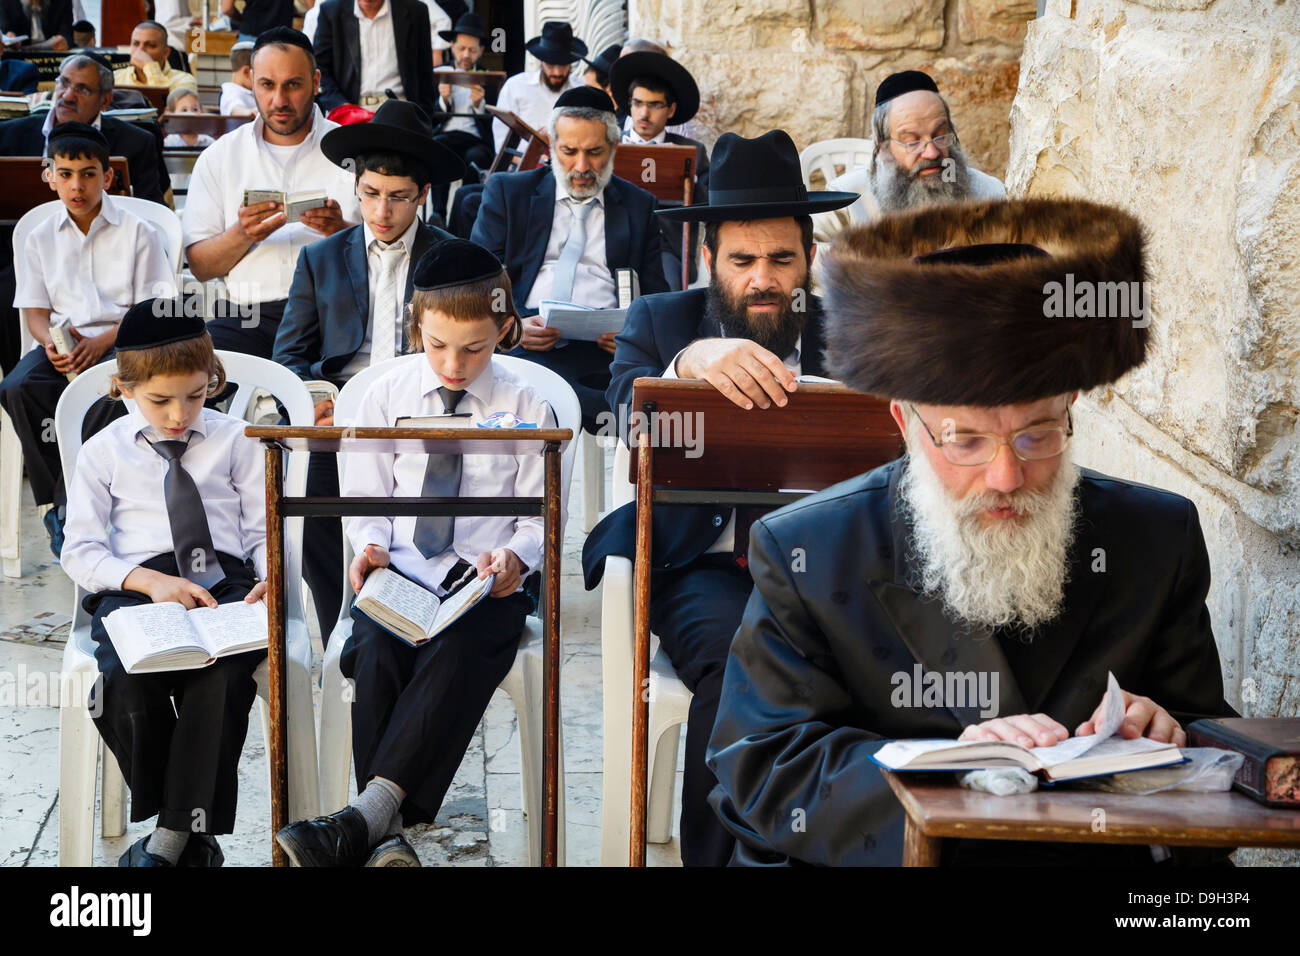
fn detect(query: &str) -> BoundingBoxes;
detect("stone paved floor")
[0,451,685,867]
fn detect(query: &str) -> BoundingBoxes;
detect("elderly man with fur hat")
[705,199,1234,866]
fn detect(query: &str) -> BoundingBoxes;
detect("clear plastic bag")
[1069,748,1245,795]
[959,767,1039,795]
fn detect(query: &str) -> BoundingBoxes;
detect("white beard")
[554,150,615,200]
[898,422,1081,633]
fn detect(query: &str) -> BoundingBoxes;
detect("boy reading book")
[275,238,558,868]
[60,299,269,867]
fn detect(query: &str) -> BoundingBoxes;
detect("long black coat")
[315,0,436,115]
[706,457,1232,865]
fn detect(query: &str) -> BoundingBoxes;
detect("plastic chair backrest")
[799,137,874,191]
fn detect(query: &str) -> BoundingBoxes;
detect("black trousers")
[648,554,754,867]
[341,580,530,825]
[449,183,485,239]
[509,340,611,434]
[86,551,264,834]
[432,130,492,220]
[0,346,126,507]
[205,298,288,361]
[302,452,343,648]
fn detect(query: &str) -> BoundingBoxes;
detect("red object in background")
[102,0,148,46]
[327,104,375,126]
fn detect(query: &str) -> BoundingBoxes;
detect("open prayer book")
[872,673,1184,783]
[242,188,328,219]
[537,300,627,342]
[103,600,268,674]
[354,567,494,647]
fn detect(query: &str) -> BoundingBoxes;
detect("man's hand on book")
[1076,689,1185,746]
[350,543,390,593]
[299,199,347,237]
[238,200,287,242]
[521,316,560,351]
[123,567,218,610]
[477,548,523,597]
[314,399,334,426]
[676,338,798,410]
[958,713,1069,748]
[244,581,267,604]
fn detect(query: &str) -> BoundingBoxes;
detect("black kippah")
[412,239,504,291]
[115,297,207,351]
[48,121,108,149]
[253,26,314,59]
[554,86,615,113]
[875,70,940,108]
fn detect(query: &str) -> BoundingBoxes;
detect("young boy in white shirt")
[275,239,558,867]
[162,87,215,148]
[0,122,175,554]
[60,299,270,867]
[219,41,256,117]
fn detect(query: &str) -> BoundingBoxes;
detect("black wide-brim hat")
[322,98,466,184]
[657,129,857,223]
[526,20,587,64]
[608,51,699,125]
[582,43,622,77]
[822,199,1150,407]
[438,11,486,45]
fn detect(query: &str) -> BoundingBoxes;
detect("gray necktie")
[151,438,225,589]
[411,387,466,559]
[369,241,405,366]
[550,199,593,303]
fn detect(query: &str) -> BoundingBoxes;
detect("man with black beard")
[706,199,1233,866]
[812,71,1005,254]
[582,130,856,866]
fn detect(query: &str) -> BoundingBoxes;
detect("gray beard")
[897,421,1081,634]
[554,149,615,200]
[871,143,974,213]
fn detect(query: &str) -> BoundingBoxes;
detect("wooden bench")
[0,155,132,223]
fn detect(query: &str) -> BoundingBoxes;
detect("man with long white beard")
[706,199,1233,866]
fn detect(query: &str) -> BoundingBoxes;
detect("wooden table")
[883,770,1300,865]
[246,425,572,867]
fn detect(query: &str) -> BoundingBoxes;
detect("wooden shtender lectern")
[484,105,550,176]
[115,84,169,113]
[612,144,697,290]
[159,111,253,141]
[625,378,903,865]
[246,425,572,867]
[435,69,507,93]
[0,156,131,223]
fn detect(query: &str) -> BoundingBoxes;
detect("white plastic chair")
[317,353,579,866]
[798,137,874,192]
[581,429,610,533]
[1,198,183,579]
[55,350,320,866]
[599,439,693,865]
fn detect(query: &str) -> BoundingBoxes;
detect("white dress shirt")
[661,336,803,554]
[13,193,177,337]
[219,81,257,116]
[434,64,487,138]
[183,106,361,305]
[493,67,580,153]
[524,176,617,310]
[61,407,269,594]
[355,0,403,99]
[423,0,451,51]
[621,126,667,145]
[342,357,557,596]
[302,2,321,42]
[340,217,420,379]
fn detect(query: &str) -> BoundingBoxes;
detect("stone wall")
[629,0,1036,182]
[1008,0,1298,861]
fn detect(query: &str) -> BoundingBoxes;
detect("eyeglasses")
[907,404,1073,467]
[629,97,670,112]
[889,132,956,154]
[356,187,420,209]
[55,77,101,98]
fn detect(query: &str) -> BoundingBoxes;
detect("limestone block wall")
[628,0,1036,180]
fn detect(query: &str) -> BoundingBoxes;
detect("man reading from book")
[705,199,1235,866]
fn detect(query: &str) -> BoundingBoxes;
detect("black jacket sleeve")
[271,246,324,381]
[315,7,348,113]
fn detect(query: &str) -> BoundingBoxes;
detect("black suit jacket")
[315,0,436,115]
[656,132,709,276]
[470,164,669,315]
[0,113,169,206]
[705,459,1232,865]
[580,288,828,587]
[0,0,71,45]
[272,220,452,385]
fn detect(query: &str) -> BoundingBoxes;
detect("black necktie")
[412,386,465,559]
[150,438,224,589]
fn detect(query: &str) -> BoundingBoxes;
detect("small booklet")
[304,379,338,407]
[2,35,29,45]
[871,673,1184,783]
[537,300,627,341]
[616,268,639,308]
[393,412,474,427]
[0,94,30,115]
[243,188,328,219]
[48,323,77,383]
[103,600,269,674]
[354,566,493,646]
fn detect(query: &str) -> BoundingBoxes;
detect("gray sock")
[352,778,403,845]
[385,809,404,838]
[146,826,189,864]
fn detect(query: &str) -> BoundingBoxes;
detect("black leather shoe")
[43,507,65,559]
[275,807,371,867]
[117,835,173,867]
[179,834,224,867]
[364,834,421,867]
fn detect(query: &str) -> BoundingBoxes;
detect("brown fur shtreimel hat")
[822,199,1150,407]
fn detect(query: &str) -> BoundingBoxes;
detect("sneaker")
[275,806,371,867]
[43,507,65,559]
[178,833,224,867]
[364,834,421,867]
[117,834,173,867]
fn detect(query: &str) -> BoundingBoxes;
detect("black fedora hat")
[582,43,622,77]
[526,20,587,65]
[321,98,466,184]
[609,51,699,125]
[657,130,857,223]
[438,11,486,45]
